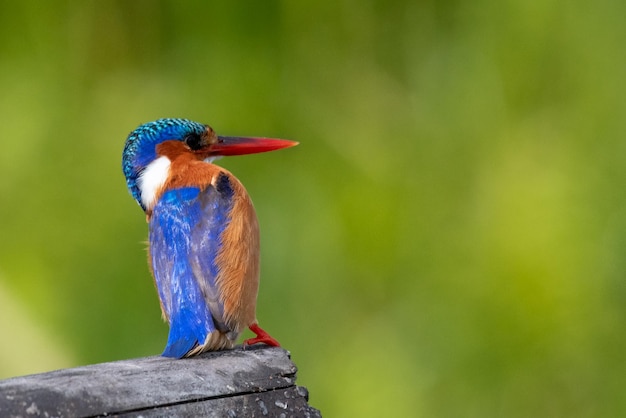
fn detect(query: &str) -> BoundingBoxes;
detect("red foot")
[243,323,281,348]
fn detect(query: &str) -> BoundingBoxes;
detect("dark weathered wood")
[0,346,321,418]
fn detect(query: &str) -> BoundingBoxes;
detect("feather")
[149,186,232,357]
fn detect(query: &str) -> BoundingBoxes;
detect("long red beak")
[209,136,298,156]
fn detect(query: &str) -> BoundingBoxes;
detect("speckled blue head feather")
[122,118,206,210]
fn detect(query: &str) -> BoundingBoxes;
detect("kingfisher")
[122,118,297,358]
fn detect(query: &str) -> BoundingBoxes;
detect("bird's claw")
[243,323,280,349]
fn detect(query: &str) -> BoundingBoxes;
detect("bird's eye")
[184,133,203,150]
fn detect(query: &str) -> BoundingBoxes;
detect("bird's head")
[122,118,297,211]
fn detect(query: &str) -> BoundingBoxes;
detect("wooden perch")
[0,346,321,417]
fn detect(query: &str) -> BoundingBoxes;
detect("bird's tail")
[162,306,212,358]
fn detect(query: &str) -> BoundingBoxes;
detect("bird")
[122,118,297,358]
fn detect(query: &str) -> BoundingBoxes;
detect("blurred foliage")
[1,0,626,416]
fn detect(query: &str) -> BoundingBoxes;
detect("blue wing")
[149,178,233,358]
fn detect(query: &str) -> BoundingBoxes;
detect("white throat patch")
[138,156,171,210]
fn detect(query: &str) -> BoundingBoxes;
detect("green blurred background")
[1,1,625,416]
